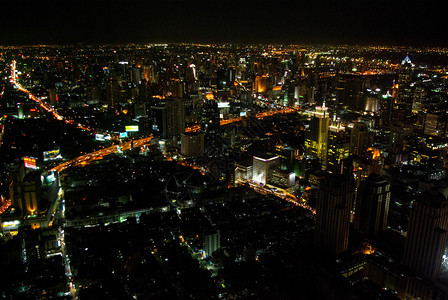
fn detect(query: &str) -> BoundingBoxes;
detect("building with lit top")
[327,120,350,173]
[305,105,329,168]
[252,155,280,185]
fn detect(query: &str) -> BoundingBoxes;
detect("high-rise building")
[314,173,353,256]
[380,91,394,125]
[180,132,204,157]
[398,55,414,112]
[354,174,391,235]
[424,113,447,137]
[204,230,220,257]
[336,74,369,111]
[305,105,329,168]
[327,121,350,173]
[403,189,448,281]
[165,98,185,139]
[200,100,220,134]
[106,78,121,107]
[412,86,426,114]
[150,106,168,139]
[350,122,370,156]
[252,155,280,185]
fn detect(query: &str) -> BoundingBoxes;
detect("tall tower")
[403,189,448,281]
[327,120,350,173]
[354,174,391,235]
[398,55,414,112]
[314,173,353,256]
[305,105,330,168]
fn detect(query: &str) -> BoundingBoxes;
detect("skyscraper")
[354,174,391,235]
[327,121,350,173]
[398,55,414,113]
[305,105,329,168]
[200,100,220,134]
[403,189,448,281]
[314,173,353,256]
[165,98,186,139]
[350,121,371,157]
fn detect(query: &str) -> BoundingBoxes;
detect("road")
[236,179,316,215]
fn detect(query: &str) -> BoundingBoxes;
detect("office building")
[252,155,280,185]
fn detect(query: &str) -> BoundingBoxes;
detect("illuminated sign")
[23,157,38,169]
[43,149,62,162]
[95,134,105,141]
[125,125,139,132]
[218,102,230,108]
[119,132,128,138]
[240,112,247,117]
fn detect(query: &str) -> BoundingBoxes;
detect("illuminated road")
[10,60,103,133]
[50,136,153,172]
[185,108,297,133]
[52,106,298,172]
[236,179,316,215]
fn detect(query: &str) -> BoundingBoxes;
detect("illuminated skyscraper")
[252,155,280,185]
[403,189,448,281]
[315,173,353,256]
[398,55,414,112]
[327,120,350,173]
[305,105,329,168]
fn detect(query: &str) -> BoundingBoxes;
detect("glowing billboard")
[125,125,139,132]
[23,157,38,169]
[119,132,128,138]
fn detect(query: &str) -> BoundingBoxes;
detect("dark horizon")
[2,0,448,47]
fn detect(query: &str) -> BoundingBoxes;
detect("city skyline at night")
[2,2,448,299]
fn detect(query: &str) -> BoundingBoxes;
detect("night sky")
[2,0,447,46]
